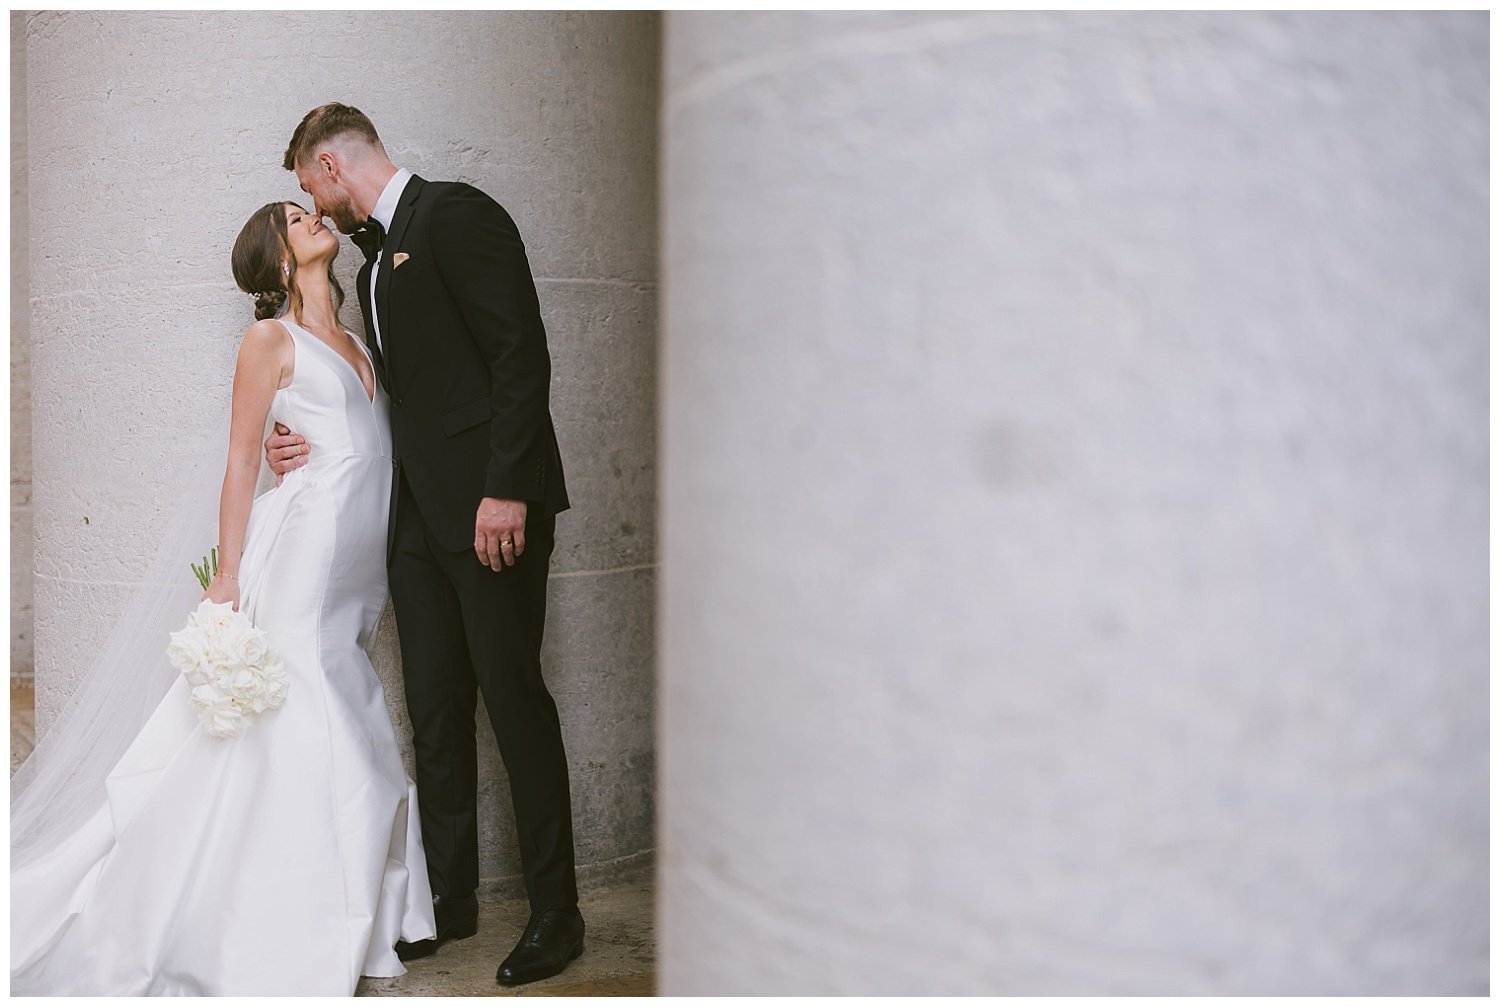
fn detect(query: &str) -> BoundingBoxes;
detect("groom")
[266,103,582,987]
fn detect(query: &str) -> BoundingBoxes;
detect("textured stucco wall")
[659,12,1487,994]
[11,11,33,679]
[26,10,658,886]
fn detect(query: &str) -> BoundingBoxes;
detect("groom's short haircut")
[283,103,383,171]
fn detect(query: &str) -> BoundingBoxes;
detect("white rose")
[205,707,245,739]
[166,623,209,676]
[191,599,237,634]
[203,654,235,692]
[263,673,289,710]
[190,681,227,708]
[208,636,239,667]
[233,627,272,668]
[221,610,253,641]
[190,683,244,738]
[228,667,263,703]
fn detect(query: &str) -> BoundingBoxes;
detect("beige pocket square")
[392,252,410,268]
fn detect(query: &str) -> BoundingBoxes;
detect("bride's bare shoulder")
[241,317,290,346]
[235,319,294,384]
[238,318,294,360]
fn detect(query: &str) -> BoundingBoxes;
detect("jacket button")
[392,398,403,408]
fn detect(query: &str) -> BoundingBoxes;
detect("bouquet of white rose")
[166,551,288,739]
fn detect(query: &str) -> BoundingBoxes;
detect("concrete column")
[26,11,657,885]
[659,12,1486,994]
[11,11,33,680]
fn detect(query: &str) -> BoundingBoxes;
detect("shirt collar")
[370,167,412,232]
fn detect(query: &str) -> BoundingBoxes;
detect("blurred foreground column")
[659,12,1486,994]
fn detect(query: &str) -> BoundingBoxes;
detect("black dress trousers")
[388,470,578,912]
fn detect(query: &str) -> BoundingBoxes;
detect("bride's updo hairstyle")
[231,202,344,323]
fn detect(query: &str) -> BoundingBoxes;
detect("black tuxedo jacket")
[357,175,569,555]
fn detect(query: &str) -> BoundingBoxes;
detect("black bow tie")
[351,218,385,263]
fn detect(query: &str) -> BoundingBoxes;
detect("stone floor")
[11,681,657,997]
[357,871,655,997]
[11,681,35,774]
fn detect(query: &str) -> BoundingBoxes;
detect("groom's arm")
[265,423,308,483]
[428,185,552,506]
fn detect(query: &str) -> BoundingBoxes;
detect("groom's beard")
[324,194,363,234]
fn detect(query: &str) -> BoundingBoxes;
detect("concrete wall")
[659,12,1487,994]
[23,11,658,886]
[11,11,33,679]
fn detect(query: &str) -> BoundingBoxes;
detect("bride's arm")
[205,319,292,610]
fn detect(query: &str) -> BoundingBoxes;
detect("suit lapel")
[374,175,425,378]
[355,258,388,392]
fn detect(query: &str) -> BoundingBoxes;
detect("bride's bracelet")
[222,572,239,581]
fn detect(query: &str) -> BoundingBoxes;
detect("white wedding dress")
[10,317,436,995]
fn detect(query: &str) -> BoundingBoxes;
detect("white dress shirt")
[367,167,412,355]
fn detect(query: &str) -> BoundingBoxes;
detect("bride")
[10,201,436,994]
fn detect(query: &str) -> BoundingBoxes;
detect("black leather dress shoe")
[396,892,479,961]
[495,906,585,986]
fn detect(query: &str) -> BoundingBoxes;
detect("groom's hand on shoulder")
[475,497,527,572]
[266,422,309,485]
